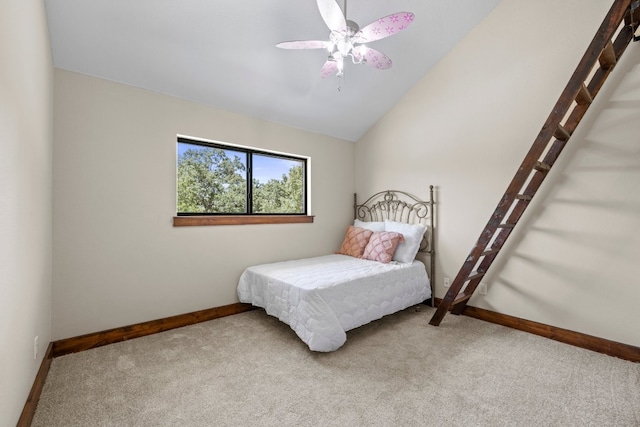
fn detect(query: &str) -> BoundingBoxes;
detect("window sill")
[173,215,315,227]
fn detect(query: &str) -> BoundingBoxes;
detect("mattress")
[237,254,430,352]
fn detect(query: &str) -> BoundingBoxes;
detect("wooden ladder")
[430,0,640,326]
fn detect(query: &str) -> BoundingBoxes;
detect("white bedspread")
[237,254,430,352]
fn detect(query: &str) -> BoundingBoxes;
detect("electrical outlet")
[33,336,38,360]
[443,277,450,288]
[478,283,488,295]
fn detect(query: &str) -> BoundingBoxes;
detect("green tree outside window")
[177,140,306,215]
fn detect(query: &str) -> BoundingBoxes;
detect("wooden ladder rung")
[468,271,486,281]
[516,194,533,201]
[575,83,593,105]
[453,292,472,306]
[534,161,551,172]
[481,248,500,257]
[554,124,571,141]
[599,40,617,69]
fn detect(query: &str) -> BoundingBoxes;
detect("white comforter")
[237,254,430,352]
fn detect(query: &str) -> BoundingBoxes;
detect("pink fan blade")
[360,47,392,70]
[276,40,331,50]
[352,12,415,43]
[320,60,338,78]
[317,0,346,32]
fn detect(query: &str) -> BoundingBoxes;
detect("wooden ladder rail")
[430,0,640,326]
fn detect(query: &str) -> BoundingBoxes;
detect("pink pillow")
[337,226,374,258]
[362,231,405,263]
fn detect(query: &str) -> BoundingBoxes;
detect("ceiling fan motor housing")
[329,19,365,68]
[345,20,360,35]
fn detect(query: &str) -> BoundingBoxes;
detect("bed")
[237,187,435,352]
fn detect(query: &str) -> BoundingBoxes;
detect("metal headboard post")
[353,186,436,306]
[429,185,435,307]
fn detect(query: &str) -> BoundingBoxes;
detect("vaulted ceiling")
[44,0,502,141]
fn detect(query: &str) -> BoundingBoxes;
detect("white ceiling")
[44,0,502,141]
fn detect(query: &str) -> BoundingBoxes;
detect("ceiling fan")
[276,0,415,79]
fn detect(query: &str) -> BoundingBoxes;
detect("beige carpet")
[33,307,640,426]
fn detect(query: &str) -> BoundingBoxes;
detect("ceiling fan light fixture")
[336,58,344,78]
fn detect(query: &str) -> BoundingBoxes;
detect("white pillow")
[384,220,427,263]
[354,219,385,232]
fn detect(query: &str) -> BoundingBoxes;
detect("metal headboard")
[353,186,435,306]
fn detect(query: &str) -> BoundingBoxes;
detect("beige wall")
[0,0,53,423]
[356,0,640,347]
[52,70,355,340]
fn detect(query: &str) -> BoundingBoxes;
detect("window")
[176,137,308,217]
